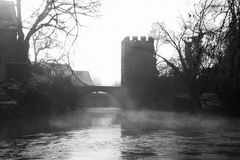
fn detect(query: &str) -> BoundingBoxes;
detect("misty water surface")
[0,108,240,160]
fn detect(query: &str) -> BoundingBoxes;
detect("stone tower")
[121,36,158,106]
[0,1,17,82]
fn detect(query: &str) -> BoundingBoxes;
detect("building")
[121,36,158,105]
[0,1,17,82]
[40,63,93,86]
[74,71,93,86]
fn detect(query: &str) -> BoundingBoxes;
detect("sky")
[72,0,194,85]
[19,0,196,85]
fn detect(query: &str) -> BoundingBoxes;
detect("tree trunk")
[186,77,202,111]
[8,40,31,83]
[16,41,29,63]
[190,89,202,110]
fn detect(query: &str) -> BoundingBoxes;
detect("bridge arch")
[77,86,124,108]
[80,91,120,108]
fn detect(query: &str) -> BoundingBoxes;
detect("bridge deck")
[79,86,121,89]
[77,86,122,94]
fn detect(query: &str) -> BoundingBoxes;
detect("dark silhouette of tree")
[210,0,240,112]
[32,29,60,63]
[15,0,100,62]
[220,0,240,91]
[149,0,229,108]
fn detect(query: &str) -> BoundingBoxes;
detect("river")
[0,107,240,160]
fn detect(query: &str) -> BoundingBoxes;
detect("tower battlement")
[122,36,154,50]
[122,36,154,43]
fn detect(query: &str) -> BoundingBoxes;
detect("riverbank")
[0,78,80,121]
[1,78,240,121]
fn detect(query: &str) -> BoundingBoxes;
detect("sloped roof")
[74,71,93,86]
[0,1,17,29]
[38,63,93,86]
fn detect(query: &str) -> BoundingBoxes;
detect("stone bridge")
[77,36,158,108]
[77,86,128,108]
[77,86,122,96]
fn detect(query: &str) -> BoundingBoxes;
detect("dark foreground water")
[0,108,240,160]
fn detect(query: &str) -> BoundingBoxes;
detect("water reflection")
[0,108,240,159]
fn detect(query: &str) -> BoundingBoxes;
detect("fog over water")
[0,107,240,160]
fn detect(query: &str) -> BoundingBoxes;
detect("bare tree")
[15,0,100,63]
[32,29,60,63]
[222,0,240,88]
[149,0,227,108]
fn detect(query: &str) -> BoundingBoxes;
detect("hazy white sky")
[21,0,196,85]
[72,0,196,85]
